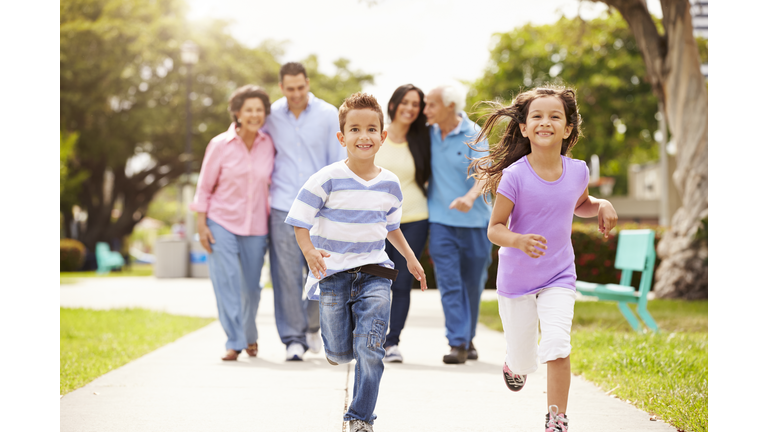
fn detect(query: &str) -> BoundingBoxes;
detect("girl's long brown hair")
[468,85,583,199]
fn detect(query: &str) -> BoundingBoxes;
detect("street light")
[181,40,198,254]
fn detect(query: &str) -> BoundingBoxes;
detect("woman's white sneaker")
[306,331,322,353]
[383,345,403,363]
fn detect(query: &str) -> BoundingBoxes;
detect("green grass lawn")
[479,298,708,432]
[60,308,215,395]
[60,263,154,284]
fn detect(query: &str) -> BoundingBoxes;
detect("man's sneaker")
[286,342,305,361]
[467,341,478,360]
[383,345,403,363]
[545,405,569,432]
[502,364,527,392]
[306,331,322,353]
[442,345,468,364]
[349,419,374,432]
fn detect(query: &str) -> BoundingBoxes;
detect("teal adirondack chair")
[575,229,659,332]
[95,242,125,274]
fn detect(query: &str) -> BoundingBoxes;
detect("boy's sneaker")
[545,405,569,432]
[502,364,527,392]
[306,331,322,353]
[286,342,305,361]
[383,345,403,363]
[349,419,374,432]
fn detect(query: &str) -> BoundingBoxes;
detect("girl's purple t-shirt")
[495,155,589,298]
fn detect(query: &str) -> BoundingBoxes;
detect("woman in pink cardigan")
[190,85,275,361]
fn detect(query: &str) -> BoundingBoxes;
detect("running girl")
[468,85,618,432]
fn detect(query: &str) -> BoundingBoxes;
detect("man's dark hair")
[280,62,308,82]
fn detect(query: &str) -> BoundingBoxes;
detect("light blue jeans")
[320,271,391,424]
[206,219,267,351]
[269,209,320,349]
[429,222,492,348]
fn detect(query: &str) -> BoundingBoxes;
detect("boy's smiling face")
[337,108,387,162]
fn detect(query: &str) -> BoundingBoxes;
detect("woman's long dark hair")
[468,85,583,198]
[387,84,431,196]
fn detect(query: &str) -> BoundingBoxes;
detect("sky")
[186,0,663,107]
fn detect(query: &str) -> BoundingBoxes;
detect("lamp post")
[181,40,199,255]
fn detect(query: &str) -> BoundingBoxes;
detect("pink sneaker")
[502,364,527,392]
[545,405,569,432]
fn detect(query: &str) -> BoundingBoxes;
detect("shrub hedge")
[413,222,665,290]
[60,239,86,272]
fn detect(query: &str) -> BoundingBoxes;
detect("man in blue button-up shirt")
[424,84,493,365]
[264,62,347,361]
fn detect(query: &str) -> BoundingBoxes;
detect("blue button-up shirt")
[264,93,347,212]
[427,111,492,228]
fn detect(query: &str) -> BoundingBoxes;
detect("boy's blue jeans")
[319,271,391,424]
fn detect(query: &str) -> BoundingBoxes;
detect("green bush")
[413,223,665,290]
[60,239,86,272]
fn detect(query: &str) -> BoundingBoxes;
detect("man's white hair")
[434,84,467,114]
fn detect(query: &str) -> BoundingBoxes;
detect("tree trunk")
[76,158,185,252]
[596,0,708,298]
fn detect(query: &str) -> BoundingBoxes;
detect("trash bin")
[190,238,209,278]
[154,238,188,278]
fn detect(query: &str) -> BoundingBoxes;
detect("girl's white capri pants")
[498,287,576,375]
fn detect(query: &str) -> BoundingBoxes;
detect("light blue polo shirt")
[427,111,492,228]
[264,93,347,212]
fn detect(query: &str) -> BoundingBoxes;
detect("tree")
[60,0,373,251]
[468,13,660,196]
[301,55,375,108]
[588,0,708,299]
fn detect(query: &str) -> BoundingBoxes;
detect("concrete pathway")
[60,277,677,431]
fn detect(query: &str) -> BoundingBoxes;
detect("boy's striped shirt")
[285,161,403,300]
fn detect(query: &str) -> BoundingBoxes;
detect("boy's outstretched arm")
[294,227,330,279]
[386,229,428,291]
[573,187,618,238]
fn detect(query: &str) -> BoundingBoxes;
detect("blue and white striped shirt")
[285,161,403,300]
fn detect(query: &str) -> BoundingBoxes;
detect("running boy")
[285,92,428,432]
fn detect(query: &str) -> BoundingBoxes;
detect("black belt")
[345,264,399,281]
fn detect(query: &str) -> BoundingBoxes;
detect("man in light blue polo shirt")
[264,62,347,361]
[424,84,493,365]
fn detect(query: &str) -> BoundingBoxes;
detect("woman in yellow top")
[377,84,431,363]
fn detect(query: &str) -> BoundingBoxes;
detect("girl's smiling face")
[519,96,573,150]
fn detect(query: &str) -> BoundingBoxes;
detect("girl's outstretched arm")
[574,187,618,237]
[488,194,547,259]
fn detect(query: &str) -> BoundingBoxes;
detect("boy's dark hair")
[387,84,431,197]
[280,62,307,81]
[338,92,384,133]
[468,84,583,198]
[228,85,271,126]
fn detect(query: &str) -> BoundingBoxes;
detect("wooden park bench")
[575,229,659,332]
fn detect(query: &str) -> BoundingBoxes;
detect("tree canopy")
[468,12,661,195]
[60,0,373,248]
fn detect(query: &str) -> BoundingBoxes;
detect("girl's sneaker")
[383,345,403,363]
[349,419,374,432]
[502,364,527,392]
[545,405,569,432]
